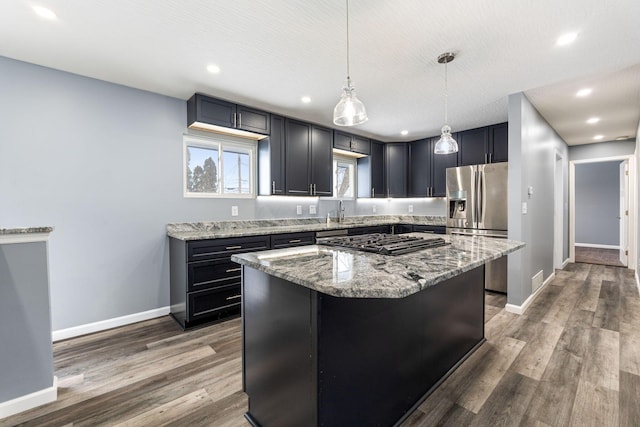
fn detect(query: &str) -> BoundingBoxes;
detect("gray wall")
[507,92,569,306]
[0,242,53,401]
[569,139,636,161]
[575,162,621,246]
[0,56,445,330]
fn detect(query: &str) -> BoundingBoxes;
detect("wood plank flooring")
[1,263,639,426]
[575,246,625,267]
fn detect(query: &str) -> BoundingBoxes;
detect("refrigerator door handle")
[478,168,484,225]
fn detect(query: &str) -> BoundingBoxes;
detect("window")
[184,134,256,198]
[333,156,356,198]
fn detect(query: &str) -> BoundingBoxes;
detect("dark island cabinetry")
[187,94,270,135]
[170,235,269,329]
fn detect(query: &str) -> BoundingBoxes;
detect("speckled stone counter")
[232,234,524,298]
[0,227,54,244]
[167,215,445,240]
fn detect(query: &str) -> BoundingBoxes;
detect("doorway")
[569,155,635,269]
[554,151,564,269]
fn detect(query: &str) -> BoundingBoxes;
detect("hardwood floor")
[575,246,625,267]
[1,263,638,426]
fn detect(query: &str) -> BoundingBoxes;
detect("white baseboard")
[52,306,170,342]
[561,258,571,269]
[575,243,619,250]
[636,270,640,296]
[0,376,57,420]
[505,271,556,315]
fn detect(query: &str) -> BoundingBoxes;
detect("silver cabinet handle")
[272,180,276,194]
[288,239,301,243]
[226,295,241,301]
[225,245,242,250]
[238,113,241,128]
[225,268,241,273]
[233,113,237,128]
[372,188,375,198]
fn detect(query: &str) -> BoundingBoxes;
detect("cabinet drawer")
[188,236,270,261]
[347,225,390,235]
[188,259,241,292]
[188,285,242,321]
[413,225,446,234]
[271,232,316,249]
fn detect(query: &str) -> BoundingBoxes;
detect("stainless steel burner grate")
[316,233,447,255]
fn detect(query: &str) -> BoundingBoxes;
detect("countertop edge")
[0,227,54,244]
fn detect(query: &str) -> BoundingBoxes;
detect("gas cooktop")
[316,233,448,256]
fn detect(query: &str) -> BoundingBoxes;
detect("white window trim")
[330,155,357,200]
[183,133,257,198]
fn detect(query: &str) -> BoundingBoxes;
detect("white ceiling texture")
[1,0,639,145]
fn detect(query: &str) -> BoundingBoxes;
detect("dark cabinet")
[334,130,371,155]
[258,115,286,195]
[413,225,446,234]
[187,94,270,135]
[357,141,385,198]
[490,123,508,163]
[385,143,408,198]
[458,123,508,165]
[458,127,489,166]
[347,225,390,235]
[170,235,270,329]
[431,138,458,197]
[271,232,316,249]
[285,120,333,196]
[391,224,413,234]
[409,138,432,197]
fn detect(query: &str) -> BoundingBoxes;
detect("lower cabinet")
[413,225,446,234]
[347,225,390,235]
[170,235,270,329]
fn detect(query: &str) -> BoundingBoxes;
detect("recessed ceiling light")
[206,64,220,74]
[400,130,409,136]
[576,88,592,97]
[301,96,311,104]
[32,5,57,20]
[616,136,629,141]
[586,117,600,124]
[593,135,604,140]
[556,32,577,46]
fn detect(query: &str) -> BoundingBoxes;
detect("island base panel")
[242,266,485,426]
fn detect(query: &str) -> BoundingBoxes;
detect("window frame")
[331,155,357,200]
[183,133,257,198]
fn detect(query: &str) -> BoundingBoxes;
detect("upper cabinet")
[357,141,385,198]
[284,119,333,196]
[457,122,508,166]
[258,115,286,195]
[334,130,371,155]
[187,94,270,136]
[409,137,458,197]
[385,143,408,198]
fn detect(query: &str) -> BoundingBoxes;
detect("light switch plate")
[309,205,317,214]
[408,205,414,213]
[231,206,238,216]
[522,202,527,214]
[296,205,302,215]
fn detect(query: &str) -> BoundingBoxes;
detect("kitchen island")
[232,234,524,426]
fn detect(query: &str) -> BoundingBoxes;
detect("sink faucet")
[338,200,345,222]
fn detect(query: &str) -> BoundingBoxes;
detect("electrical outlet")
[231,206,238,216]
[408,205,414,213]
[309,205,317,214]
[296,205,302,215]
[372,205,377,213]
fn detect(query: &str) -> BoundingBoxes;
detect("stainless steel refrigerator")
[446,162,508,292]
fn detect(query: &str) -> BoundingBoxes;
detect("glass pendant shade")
[333,78,368,126]
[433,124,458,154]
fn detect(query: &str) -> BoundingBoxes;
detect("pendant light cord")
[444,59,448,125]
[346,0,350,80]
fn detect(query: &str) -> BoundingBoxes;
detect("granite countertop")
[167,215,446,240]
[232,234,524,299]
[0,227,54,235]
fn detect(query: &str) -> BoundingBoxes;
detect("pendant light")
[434,52,458,154]
[333,0,368,126]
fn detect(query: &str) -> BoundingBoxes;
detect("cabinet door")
[431,137,458,197]
[285,119,312,195]
[258,115,285,195]
[370,142,385,198]
[385,143,408,197]
[409,139,432,197]
[490,123,508,163]
[458,127,488,166]
[236,105,270,135]
[333,130,352,151]
[193,95,235,128]
[311,125,334,196]
[352,136,371,155]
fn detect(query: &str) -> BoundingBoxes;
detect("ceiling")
[1,0,639,145]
